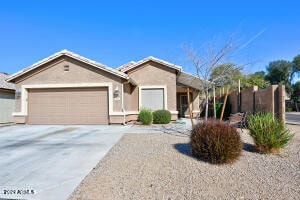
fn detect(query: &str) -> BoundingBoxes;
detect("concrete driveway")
[0,125,129,200]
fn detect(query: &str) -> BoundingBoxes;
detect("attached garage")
[27,87,108,124]
[6,50,137,124]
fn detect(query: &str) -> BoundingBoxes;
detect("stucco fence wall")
[228,85,285,122]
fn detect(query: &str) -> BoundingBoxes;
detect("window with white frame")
[140,88,165,110]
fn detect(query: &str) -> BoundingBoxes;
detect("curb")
[0,123,16,128]
[286,122,300,126]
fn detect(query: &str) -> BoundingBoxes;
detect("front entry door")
[180,95,188,117]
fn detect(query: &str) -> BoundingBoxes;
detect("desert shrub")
[153,110,171,124]
[247,112,294,153]
[190,120,242,164]
[286,107,293,112]
[138,109,153,125]
[211,98,231,119]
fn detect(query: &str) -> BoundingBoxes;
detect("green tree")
[210,63,242,88]
[291,82,300,111]
[265,60,293,94]
[242,71,269,89]
[291,55,300,84]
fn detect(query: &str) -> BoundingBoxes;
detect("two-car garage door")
[27,88,108,124]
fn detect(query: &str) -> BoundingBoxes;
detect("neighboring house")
[0,72,15,123]
[7,50,201,124]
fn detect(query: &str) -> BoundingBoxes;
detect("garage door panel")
[28,88,108,124]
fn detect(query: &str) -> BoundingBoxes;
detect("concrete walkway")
[125,118,196,135]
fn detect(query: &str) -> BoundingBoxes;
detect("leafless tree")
[183,35,243,121]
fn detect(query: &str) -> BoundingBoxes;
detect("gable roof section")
[117,61,136,72]
[7,49,129,82]
[0,72,15,90]
[177,71,204,90]
[118,56,182,73]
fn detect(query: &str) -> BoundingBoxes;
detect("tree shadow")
[173,143,214,163]
[174,142,258,160]
[173,143,192,156]
[243,142,256,153]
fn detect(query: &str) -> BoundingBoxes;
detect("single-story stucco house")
[6,50,202,124]
[0,72,15,123]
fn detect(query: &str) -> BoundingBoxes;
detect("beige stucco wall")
[255,86,273,113]
[125,114,138,122]
[229,85,285,122]
[13,56,125,124]
[241,86,258,113]
[127,61,177,112]
[123,83,138,112]
[229,91,238,114]
[0,89,15,123]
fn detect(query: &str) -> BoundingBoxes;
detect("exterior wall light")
[114,86,119,95]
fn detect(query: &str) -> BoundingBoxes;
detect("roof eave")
[7,50,129,82]
[0,87,15,91]
[121,56,182,73]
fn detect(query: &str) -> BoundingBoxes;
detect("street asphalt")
[286,112,300,125]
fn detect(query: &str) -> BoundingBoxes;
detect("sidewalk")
[287,124,300,134]
[126,118,197,134]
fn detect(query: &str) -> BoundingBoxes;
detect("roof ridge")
[117,61,136,72]
[7,50,129,82]
[119,56,182,73]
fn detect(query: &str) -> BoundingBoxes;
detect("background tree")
[210,63,242,87]
[265,60,293,94]
[291,55,300,84]
[242,71,269,89]
[291,82,300,111]
[290,55,300,111]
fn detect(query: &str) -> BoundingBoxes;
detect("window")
[140,88,165,110]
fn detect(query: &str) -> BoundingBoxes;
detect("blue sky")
[0,0,299,75]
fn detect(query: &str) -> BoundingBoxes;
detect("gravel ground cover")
[69,125,299,200]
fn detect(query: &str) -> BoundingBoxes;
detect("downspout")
[121,83,126,125]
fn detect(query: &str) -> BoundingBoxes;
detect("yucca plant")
[190,119,242,164]
[247,112,294,154]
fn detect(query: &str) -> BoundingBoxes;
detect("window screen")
[141,88,164,110]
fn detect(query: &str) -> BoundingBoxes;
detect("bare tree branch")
[183,35,243,120]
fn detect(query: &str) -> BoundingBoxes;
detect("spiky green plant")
[247,112,294,153]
